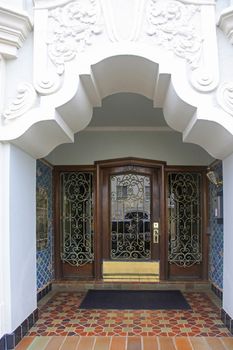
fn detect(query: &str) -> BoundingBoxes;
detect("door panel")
[165,167,208,280]
[102,166,160,263]
[55,168,95,280]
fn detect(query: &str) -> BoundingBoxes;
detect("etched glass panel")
[110,173,151,260]
[60,172,94,266]
[168,172,202,267]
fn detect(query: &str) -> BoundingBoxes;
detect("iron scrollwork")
[110,173,151,260]
[60,172,94,266]
[168,172,202,267]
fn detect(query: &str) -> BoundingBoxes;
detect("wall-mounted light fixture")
[207,167,223,223]
[206,169,223,187]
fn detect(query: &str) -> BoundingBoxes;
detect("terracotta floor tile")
[127,336,142,350]
[93,336,111,350]
[25,337,51,350]
[205,337,226,350]
[45,336,66,349]
[77,336,95,350]
[189,337,209,350]
[221,337,233,349]
[110,336,126,350]
[142,336,158,350]
[59,336,80,350]
[158,337,176,350]
[175,337,193,350]
[15,336,35,349]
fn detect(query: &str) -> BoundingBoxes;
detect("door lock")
[153,222,159,244]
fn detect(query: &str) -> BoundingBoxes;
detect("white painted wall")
[0,143,11,337]
[223,153,233,319]
[47,130,214,165]
[9,144,37,331]
[0,143,37,336]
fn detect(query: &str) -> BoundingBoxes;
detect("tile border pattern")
[208,160,223,290]
[0,308,39,350]
[37,282,52,302]
[211,283,223,300]
[221,308,233,335]
[36,159,54,291]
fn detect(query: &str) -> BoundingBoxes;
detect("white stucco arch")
[3,47,233,160]
[1,0,233,160]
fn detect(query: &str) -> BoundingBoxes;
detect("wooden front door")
[95,158,166,280]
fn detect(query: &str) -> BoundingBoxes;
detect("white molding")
[218,6,233,45]
[0,5,33,58]
[0,54,6,114]
[85,126,173,132]
[34,0,72,10]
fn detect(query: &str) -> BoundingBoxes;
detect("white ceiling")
[89,93,168,128]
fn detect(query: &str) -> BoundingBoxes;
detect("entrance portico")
[1,0,233,347]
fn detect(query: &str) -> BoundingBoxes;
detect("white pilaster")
[0,142,37,336]
[0,143,11,337]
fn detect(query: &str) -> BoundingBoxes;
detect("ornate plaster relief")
[217,82,233,116]
[3,82,37,121]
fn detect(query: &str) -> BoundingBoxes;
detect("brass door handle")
[153,232,159,244]
[153,222,159,244]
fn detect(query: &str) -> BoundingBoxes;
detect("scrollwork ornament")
[190,68,215,92]
[217,82,233,116]
[35,70,61,95]
[3,82,37,120]
[47,0,102,75]
[146,0,202,70]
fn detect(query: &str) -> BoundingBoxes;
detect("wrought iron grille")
[60,172,94,266]
[110,173,151,260]
[167,172,202,267]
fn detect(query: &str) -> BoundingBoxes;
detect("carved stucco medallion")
[47,0,102,75]
[146,0,202,69]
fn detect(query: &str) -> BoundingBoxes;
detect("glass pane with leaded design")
[110,173,151,260]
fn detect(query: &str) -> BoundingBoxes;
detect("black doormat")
[79,290,191,310]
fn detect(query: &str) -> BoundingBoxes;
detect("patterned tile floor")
[28,291,231,337]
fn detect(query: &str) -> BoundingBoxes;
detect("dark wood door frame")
[53,159,209,282]
[95,157,166,280]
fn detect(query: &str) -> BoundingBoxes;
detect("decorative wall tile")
[36,160,54,291]
[208,161,223,291]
